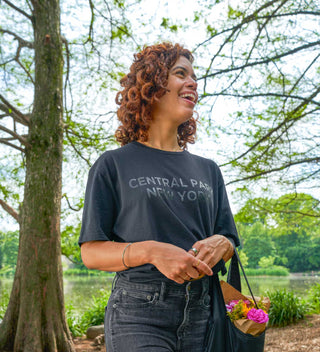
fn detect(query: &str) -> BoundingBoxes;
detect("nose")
[186,76,197,90]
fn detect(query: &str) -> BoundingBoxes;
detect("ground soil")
[73,314,320,352]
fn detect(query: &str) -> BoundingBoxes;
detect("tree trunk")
[0,1,74,351]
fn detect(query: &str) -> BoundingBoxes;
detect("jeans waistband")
[113,274,209,298]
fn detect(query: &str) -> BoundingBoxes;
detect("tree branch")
[3,0,32,20]
[252,197,320,218]
[0,95,30,126]
[62,194,81,212]
[0,199,20,222]
[0,139,25,152]
[201,92,320,106]
[226,157,320,185]
[16,59,35,85]
[194,0,285,52]
[199,40,320,80]
[65,130,92,167]
[0,29,34,49]
[0,124,30,147]
[221,87,320,167]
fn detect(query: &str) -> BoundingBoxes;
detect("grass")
[244,266,290,276]
[63,268,114,277]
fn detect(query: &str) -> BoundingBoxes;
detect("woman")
[79,42,240,352]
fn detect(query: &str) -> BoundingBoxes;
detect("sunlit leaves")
[227,5,244,20]
[160,18,179,32]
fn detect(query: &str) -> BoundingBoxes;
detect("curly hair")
[115,42,198,149]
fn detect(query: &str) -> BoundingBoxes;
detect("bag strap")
[228,248,259,308]
[227,252,241,291]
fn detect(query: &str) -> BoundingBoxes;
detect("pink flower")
[226,300,239,312]
[247,308,269,324]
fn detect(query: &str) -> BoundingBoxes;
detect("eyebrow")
[171,66,197,81]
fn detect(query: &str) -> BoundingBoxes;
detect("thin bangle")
[122,243,132,269]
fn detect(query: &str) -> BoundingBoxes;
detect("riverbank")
[73,314,320,352]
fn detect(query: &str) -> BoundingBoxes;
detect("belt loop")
[111,273,119,292]
[159,281,167,301]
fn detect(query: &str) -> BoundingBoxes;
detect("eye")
[175,70,185,77]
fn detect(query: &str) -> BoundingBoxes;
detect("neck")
[139,123,182,152]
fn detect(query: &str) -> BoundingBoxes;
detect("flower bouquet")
[221,281,270,337]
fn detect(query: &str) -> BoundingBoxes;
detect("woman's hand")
[149,242,213,284]
[188,235,234,269]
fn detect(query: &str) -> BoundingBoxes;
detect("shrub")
[267,289,307,327]
[80,289,111,328]
[66,289,111,336]
[244,266,289,276]
[0,291,10,321]
[65,303,83,337]
[63,268,112,277]
[307,283,320,314]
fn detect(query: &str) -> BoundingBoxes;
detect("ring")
[191,247,199,256]
[195,259,200,267]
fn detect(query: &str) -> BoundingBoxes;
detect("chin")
[179,113,194,125]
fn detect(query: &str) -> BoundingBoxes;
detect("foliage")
[244,266,289,276]
[306,283,320,314]
[66,289,111,337]
[0,231,19,275]
[238,250,248,268]
[238,222,276,268]
[63,268,112,277]
[236,193,320,272]
[80,289,111,329]
[0,291,10,321]
[61,224,84,268]
[258,256,275,269]
[284,239,320,272]
[267,289,307,327]
[65,303,83,337]
[195,0,320,197]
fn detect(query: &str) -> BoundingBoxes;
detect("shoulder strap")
[228,249,258,308]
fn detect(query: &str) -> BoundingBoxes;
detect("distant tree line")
[235,193,320,272]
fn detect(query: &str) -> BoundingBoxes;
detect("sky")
[1,0,318,231]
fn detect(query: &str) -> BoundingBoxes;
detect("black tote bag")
[204,251,266,352]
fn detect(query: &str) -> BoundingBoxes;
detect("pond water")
[1,274,319,314]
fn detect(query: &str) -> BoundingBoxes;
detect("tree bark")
[0,1,74,351]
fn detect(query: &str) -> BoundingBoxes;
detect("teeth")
[180,93,196,102]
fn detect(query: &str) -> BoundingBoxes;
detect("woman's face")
[151,56,198,125]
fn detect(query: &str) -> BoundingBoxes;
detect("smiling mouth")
[179,92,197,104]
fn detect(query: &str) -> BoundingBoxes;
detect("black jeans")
[105,275,211,352]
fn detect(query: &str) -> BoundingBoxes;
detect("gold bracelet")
[122,243,132,269]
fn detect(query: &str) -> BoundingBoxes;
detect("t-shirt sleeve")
[78,157,117,246]
[213,166,240,247]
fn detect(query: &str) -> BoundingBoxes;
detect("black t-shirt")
[79,141,240,281]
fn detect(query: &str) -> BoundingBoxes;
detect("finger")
[192,248,206,262]
[186,266,202,279]
[175,276,186,284]
[179,273,190,282]
[188,247,199,257]
[222,243,234,262]
[195,259,213,276]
